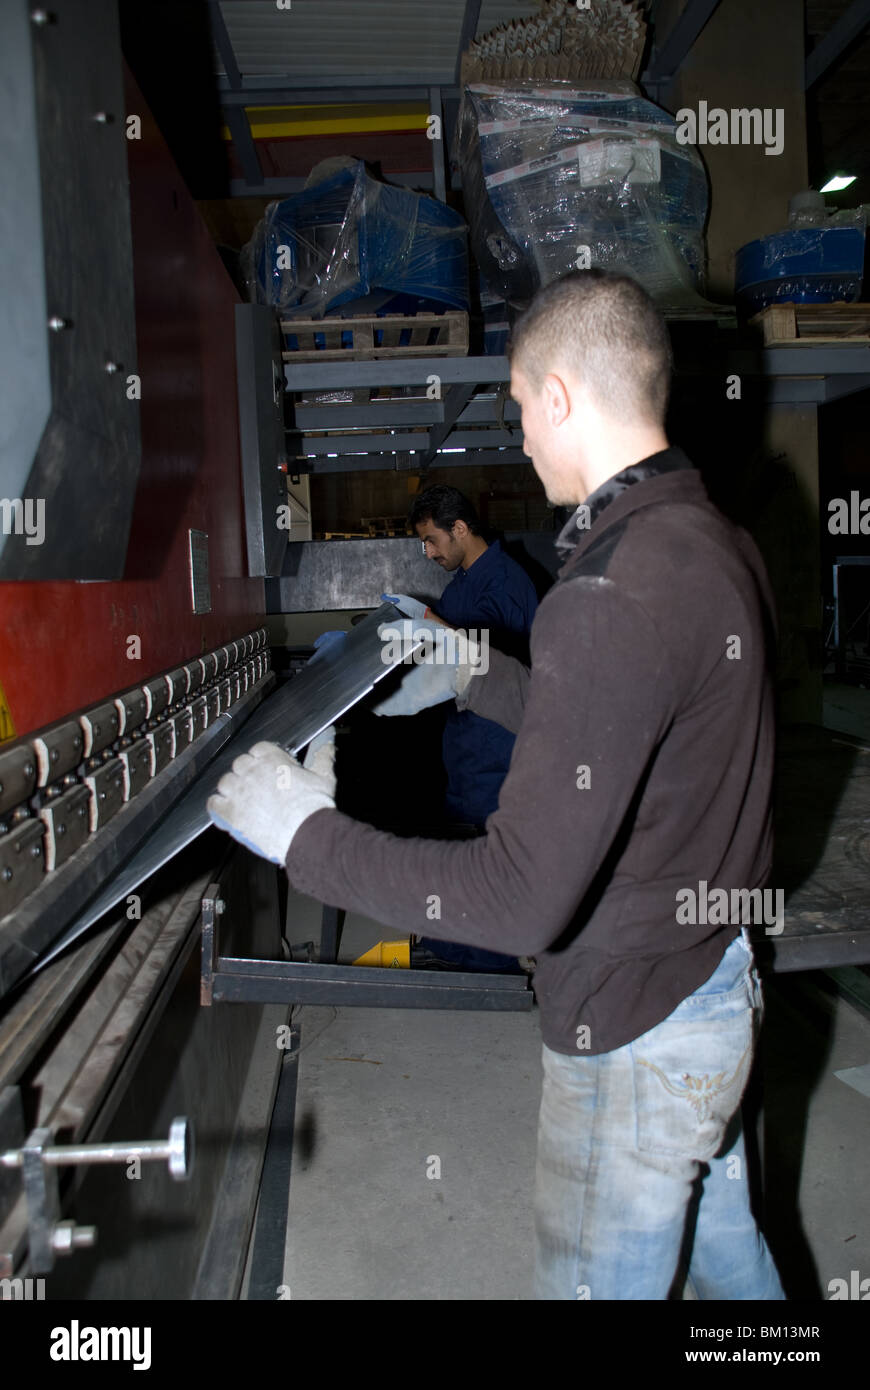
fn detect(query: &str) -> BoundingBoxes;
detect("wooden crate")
[749,301,870,346]
[280,311,468,361]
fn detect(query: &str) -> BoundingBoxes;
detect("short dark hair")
[507,269,672,425]
[409,485,481,536]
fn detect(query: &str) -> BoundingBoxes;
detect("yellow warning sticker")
[0,681,16,742]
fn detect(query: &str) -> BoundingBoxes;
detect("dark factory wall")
[0,73,263,739]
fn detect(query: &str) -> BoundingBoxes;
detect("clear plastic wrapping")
[241,159,469,317]
[736,209,866,310]
[458,81,710,309]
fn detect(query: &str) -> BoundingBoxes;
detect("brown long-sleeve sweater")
[286,448,777,1055]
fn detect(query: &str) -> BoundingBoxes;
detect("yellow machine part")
[353,939,411,969]
[221,103,429,141]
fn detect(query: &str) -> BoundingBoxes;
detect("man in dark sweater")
[208,270,784,1300]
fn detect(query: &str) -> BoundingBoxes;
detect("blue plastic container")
[248,163,469,315]
[735,226,865,312]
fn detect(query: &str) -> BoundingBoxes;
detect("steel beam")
[419,381,478,465]
[805,0,870,89]
[231,171,434,199]
[455,0,483,84]
[285,356,510,391]
[823,374,870,404]
[301,427,516,457]
[429,86,446,202]
[643,0,723,83]
[211,955,533,1011]
[224,106,264,189]
[218,79,461,102]
[246,1026,299,1301]
[208,1,264,189]
[208,0,242,90]
[294,399,520,429]
[299,448,529,475]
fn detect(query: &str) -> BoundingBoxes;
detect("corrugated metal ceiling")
[216,0,537,82]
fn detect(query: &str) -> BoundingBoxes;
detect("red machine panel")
[0,74,263,738]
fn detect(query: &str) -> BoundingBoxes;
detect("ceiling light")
[820,175,856,193]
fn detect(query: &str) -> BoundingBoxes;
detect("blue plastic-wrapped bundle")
[458,81,710,308]
[736,224,866,313]
[242,159,469,316]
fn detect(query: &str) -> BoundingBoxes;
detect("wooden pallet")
[281,311,468,361]
[749,301,870,346]
[360,515,410,537]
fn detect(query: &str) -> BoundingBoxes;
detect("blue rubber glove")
[372,619,478,716]
[206,727,336,862]
[309,630,347,665]
[381,593,435,621]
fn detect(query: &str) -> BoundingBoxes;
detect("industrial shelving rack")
[283,342,870,477]
[206,0,870,477]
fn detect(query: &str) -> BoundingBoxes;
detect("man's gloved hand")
[309,630,347,665]
[373,619,479,716]
[206,726,336,863]
[381,592,437,621]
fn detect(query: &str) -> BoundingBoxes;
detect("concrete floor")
[278,890,870,1301]
[275,683,870,1300]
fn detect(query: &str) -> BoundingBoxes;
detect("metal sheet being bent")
[34,603,421,971]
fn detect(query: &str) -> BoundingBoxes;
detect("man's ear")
[542,372,570,427]
[451,520,468,540]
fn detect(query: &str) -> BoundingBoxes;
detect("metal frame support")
[643,0,723,86]
[208,0,264,188]
[455,0,482,84]
[246,1024,300,1301]
[805,0,870,88]
[300,448,530,476]
[218,81,462,103]
[231,172,436,199]
[419,381,478,467]
[429,86,447,202]
[201,882,532,1011]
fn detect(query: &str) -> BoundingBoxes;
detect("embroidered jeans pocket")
[630,993,756,1161]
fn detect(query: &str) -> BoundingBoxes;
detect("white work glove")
[381,592,437,621]
[206,727,336,863]
[372,619,481,716]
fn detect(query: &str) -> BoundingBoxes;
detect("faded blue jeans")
[533,930,785,1300]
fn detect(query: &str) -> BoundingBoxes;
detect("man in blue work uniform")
[397,484,539,969]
